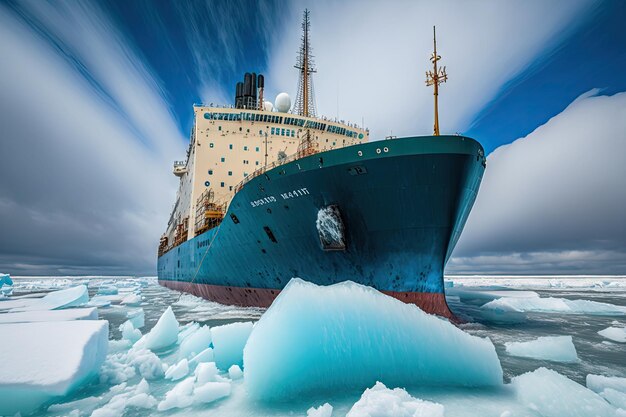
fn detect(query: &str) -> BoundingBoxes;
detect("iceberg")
[512,368,616,417]
[346,381,444,417]
[0,307,98,324]
[0,273,12,287]
[179,325,212,359]
[482,296,626,315]
[9,285,90,312]
[587,374,626,394]
[598,326,626,343]
[0,320,108,416]
[212,321,253,370]
[243,279,503,401]
[504,335,578,362]
[135,306,179,351]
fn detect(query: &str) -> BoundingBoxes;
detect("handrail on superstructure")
[234,145,319,194]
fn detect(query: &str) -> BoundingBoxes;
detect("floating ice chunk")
[157,376,195,411]
[483,296,626,315]
[9,285,90,312]
[126,392,157,409]
[307,403,333,417]
[135,306,179,351]
[90,379,156,417]
[447,286,539,304]
[108,339,132,353]
[346,381,444,417]
[212,321,253,370]
[100,347,164,384]
[179,325,212,359]
[0,307,98,324]
[505,336,578,362]
[165,358,190,381]
[228,364,243,380]
[121,293,142,306]
[244,279,502,400]
[126,308,144,329]
[193,381,231,404]
[190,348,215,367]
[87,298,112,308]
[0,273,12,287]
[47,395,102,416]
[0,320,108,415]
[119,320,142,343]
[512,368,616,417]
[587,374,626,394]
[316,205,345,249]
[97,285,118,295]
[127,347,164,380]
[598,326,626,343]
[600,388,626,409]
[195,362,221,384]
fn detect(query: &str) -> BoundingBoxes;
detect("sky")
[0,0,624,276]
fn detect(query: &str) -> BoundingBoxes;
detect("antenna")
[425,26,448,136]
[293,9,317,118]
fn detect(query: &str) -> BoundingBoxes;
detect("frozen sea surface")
[0,275,625,417]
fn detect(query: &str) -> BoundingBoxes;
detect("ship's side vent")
[263,226,277,243]
[347,165,367,176]
[316,205,346,251]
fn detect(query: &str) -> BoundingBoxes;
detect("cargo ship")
[157,13,486,318]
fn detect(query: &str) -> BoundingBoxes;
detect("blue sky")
[0,0,625,275]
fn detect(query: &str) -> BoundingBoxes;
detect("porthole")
[204,181,210,187]
[376,148,381,154]
[383,147,389,153]
[357,150,363,156]
[358,133,364,139]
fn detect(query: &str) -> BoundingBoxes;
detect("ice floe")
[8,284,90,312]
[512,367,616,417]
[587,374,626,394]
[346,381,444,417]
[0,307,98,323]
[482,296,626,315]
[157,363,231,411]
[121,293,142,306]
[244,279,502,400]
[165,358,190,381]
[504,335,578,362]
[0,320,108,415]
[126,308,145,329]
[212,321,253,370]
[598,326,626,343]
[135,306,179,351]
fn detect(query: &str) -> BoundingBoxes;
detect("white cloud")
[264,0,596,139]
[0,2,185,274]
[450,90,626,274]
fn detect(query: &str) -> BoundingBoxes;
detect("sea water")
[2,275,625,417]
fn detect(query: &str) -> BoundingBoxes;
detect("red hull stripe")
[159,280,454,319]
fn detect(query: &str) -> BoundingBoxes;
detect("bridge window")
[220,182,224,187]
[208,170,213,175]
[228,171,232,176]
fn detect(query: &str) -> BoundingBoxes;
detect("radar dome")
[263,101,274,112]
[274,93,291,113]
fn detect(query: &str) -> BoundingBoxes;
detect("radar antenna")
[293,9,317,118]
[425,26,447,136]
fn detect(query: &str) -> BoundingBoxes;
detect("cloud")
[449,90,626,274]
[0,2,185,275]
[264,0,596,139]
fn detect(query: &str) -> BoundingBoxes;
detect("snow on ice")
[212,321,253,370]
[244,279,503,400]
[598,326,626,343]
[512,367,617,417]
[504,335,578,363]
[0,320,108,416]
[346,381,445,417]
[0,307,98,324]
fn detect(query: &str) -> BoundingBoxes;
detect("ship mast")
[425,26,447,136]
[294,9,317,118]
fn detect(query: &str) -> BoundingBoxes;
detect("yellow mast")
[425,26,447,136]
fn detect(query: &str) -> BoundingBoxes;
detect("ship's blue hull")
[158,135,485,317]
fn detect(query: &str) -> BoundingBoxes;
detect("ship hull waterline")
[158,135,485,319]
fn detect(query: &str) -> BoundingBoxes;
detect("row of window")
[271,127,295,137]
[209,144,261,152]
[203,111,364,139]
